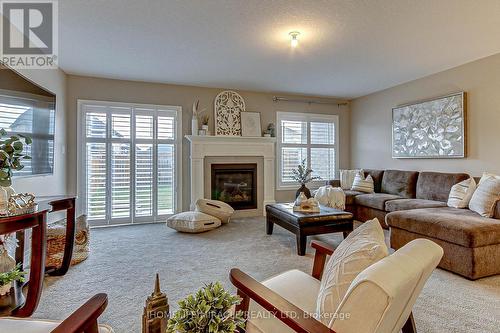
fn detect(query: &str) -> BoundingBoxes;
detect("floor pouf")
[46,214,90,267]
[166,212,221,233]
[195,199,234,224]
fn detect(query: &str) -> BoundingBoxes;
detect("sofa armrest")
[494,201,500,219]
[311,241,334,280]
[51,293,108,333]
[229,269,335,333]
[327,179,340,187]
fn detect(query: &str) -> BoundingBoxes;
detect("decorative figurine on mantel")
[142,274,170,333]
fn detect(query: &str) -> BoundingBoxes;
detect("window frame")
[276,111,339,191]
[77,99,182,226]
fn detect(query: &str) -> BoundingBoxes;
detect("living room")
[0,1,499,332]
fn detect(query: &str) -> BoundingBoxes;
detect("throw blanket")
[314,185,346,210]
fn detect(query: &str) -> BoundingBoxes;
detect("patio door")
[78,100,182,226]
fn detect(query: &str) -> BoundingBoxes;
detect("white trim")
[276,111,339,191]
[77,99,182,225]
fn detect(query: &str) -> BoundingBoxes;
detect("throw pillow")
[314,185,346,210]
[166,212,221,233]
[195,199,234,224]
[340,169,363,190]
[316,218,388,326]
[351,173,374,193]
[479,172,500,184]
[469,177,500,218]
[447,177,477,209]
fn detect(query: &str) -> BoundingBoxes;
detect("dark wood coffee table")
[266,203,354,256]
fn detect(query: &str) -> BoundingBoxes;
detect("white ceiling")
[59,0,500,99]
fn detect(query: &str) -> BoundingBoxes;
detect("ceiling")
[59,0,500,99]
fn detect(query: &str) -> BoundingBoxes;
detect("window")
[78,100,182,226]
[277,112,339,189]
[0,90,55,176]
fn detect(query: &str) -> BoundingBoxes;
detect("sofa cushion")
[385,199,447,212]
[246,269,320,333]
[355,193,402,211]
[344,190,365,206]
[386,207,500,247]
[447,178,477,209]
[166,212,221,233]
[363,169,385,193]
[416,171,469,201]
[351,174,375,193]
[381,170,419,198]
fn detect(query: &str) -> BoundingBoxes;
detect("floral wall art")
[392,92,466,158]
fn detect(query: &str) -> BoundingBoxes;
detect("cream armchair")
[230,239,443,333]
[0,293,113,333]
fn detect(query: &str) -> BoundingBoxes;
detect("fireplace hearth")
[211,163,257,210]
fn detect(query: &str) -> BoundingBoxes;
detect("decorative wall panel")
[214,90,245,136]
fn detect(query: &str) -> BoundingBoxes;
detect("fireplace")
[211,163,257,210]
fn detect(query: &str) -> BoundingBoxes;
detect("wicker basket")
[46,215,90,268]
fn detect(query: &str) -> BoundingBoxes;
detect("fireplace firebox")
[211,163,257,210]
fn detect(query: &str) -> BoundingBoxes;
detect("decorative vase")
[0,186,14,215]
[296,184,311,199]
[191,117,199,136]
[201,124,209,131]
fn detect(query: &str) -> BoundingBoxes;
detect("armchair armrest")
[51,293,108,333]
[229,269,336,333]
[311,241,335,280]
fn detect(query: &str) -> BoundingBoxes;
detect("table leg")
[13,213,47,317]
[15,230,25,270]
[47,199,76,276]
[343,231,350,239]
[296,233,307,256]
[266,218,274,235]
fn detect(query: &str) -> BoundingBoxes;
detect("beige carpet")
[34,217,500,332]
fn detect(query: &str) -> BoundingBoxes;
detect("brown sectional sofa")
[329,169,500,280]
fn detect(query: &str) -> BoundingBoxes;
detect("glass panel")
[158,116,175,140]
[135,144,153,216]
[86,112,107,138]
[157,144,174,215]
[111,143,130,218]
[86,143,106,219]
[281,147,307,183]
[112,113,131,139]
[311,148,335,180]
[136,115,153,139]
[281,120,307,144]
[311,122,335,145]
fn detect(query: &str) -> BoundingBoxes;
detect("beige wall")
[7,68,68,196]
[350,53,500,176]
[66,75,350,211]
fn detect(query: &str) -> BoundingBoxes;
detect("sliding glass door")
[79,100,181,226]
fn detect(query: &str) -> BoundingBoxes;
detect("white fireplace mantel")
[185,135,276,214]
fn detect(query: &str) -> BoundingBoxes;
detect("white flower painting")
[392,92,466,158]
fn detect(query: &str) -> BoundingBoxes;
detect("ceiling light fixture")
[289,31,300,48]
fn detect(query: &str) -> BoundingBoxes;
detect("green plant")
[291,159,321,185]
[0,263,26,287]
[167,282,245,333]
[0,128,31,187]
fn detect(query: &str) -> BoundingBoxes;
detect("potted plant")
[0,263,26,296]
[200,114,210,132]
[0,129,32,213]
[167,282,245,333]
[291,159,321,199]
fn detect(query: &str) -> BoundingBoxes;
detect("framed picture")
[241,112,262,137]
[392,92,466,159]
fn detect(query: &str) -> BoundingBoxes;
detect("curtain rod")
[272,96,348,107]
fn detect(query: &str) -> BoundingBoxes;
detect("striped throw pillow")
[340,169,363,190]
[469,177,500,217]
[447,178,476,208]
[351,173,375,193]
